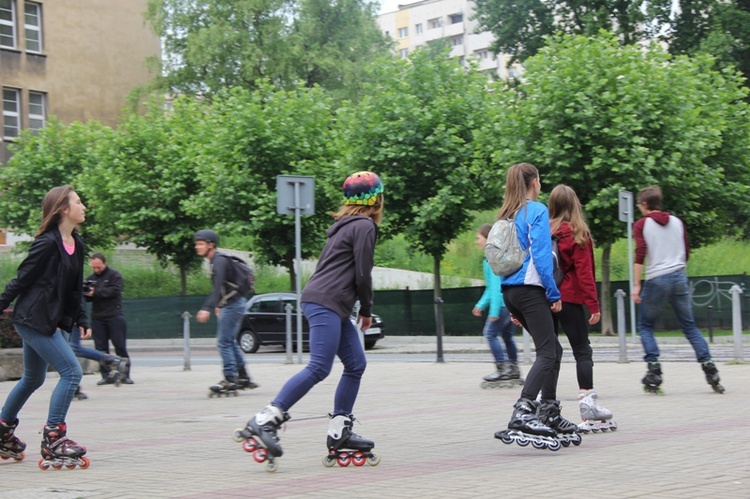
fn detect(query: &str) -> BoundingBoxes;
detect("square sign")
[277,175,315,216]
[618,190,633,223]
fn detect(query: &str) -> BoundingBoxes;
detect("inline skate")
[38,424,89,470]
[495,398,560,451]
[481,362,523,389]
[73,385,88,401]
[232,405,290,472]
[96,355,129,387]
[642,362,663,394]
[538,399,582,447]
[237,366,259,390]
[209,376,239,398]
[322,414,380,468]
[701,361,725,394]
[0,418,26,462]
[577,389,617,433]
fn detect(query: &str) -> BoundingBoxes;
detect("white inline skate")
[578,389,617,433]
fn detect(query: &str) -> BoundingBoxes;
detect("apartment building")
[377,0,519,79]
[0,0,160,165]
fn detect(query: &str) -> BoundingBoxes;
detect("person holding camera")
[84,253,132,385]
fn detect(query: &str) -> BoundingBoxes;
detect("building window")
[428,18,442,29]
[451,35,463,46]
[24,1,41,53]
[508,66,519,79]
[399,48,409,58]
[449,13,463,24]
[3,88,20,139]
[28,91,45,131]
[475,49,489,59]
[0,0,17,49]
[398,27,408,38]
[415,23,423,35]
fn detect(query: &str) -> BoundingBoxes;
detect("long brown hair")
[497,163,538,220]
[548,184,592,247]
[332,194,384,224]
[35,185,76,237]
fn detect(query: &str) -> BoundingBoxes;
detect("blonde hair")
[497,163,539,220]
[332,194,384,224]
[36,185,77,237]
[548,184,592,247]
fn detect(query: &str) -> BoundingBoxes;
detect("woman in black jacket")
[0,185,92,469]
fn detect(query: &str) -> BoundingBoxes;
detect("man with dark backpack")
[194,229,258,396]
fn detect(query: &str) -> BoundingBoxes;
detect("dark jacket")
[301,215,377,319]
[0,228,89,335]
[552,222,600,314]
[201,252,241,311]
[84,265,124,320]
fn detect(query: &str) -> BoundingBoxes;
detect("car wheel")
[364,340,377,350]
[238,330,260,354]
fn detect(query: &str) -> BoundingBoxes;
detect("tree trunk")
[180,265,187,296]
[433,256,445,338]
[286,255,296,293]
[600,244,614,336]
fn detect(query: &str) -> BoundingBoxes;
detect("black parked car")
[237,293,385,353]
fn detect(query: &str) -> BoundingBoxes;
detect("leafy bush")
[0,309,21,348]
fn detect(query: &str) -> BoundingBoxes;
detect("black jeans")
[553,302,594,390]
[92,314,130,378]
[503,286,562,401]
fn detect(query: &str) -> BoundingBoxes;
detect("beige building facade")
[0,0,160,165]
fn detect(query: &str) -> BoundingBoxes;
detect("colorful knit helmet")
[342,171,384,206]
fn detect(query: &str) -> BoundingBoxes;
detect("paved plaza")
[0,336,748,498]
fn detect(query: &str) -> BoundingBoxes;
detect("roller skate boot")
[232,405,290,472]
[99,354,129,387]
[481,362,520,389]
[0,418,26,462]
[577,389,617,433]
[508,362,524,383]
[323,414,380,468]
[73,385,88,401]
[642,362,663,394]
[209,376,239,398]
[495,398,560,451]
[38,424,89,470]
[237,366,259,390]
[538,399,582,447]
[701,361,725,394]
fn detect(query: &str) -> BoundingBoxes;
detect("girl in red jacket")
[548,185,616,432]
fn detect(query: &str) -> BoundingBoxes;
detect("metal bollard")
[522,328,532,365]
[181,311,191,371]
[730,285,744,362]
[435,297,445,364]
[615,289,628,363]
[285,303,293,364]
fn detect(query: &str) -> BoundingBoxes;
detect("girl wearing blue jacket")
[493,163,581,451]
[473,223,521,385]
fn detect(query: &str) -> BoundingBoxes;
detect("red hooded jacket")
[552,222,600,314]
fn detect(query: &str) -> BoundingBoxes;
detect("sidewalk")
[0,345,748,498]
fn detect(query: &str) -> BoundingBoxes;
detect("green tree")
[80,98,210,294]
[188,84,339,290]
[0,118,116,249]
[336,48,494,335]
[474,33,750,334]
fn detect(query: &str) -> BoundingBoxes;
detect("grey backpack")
[485,218,528,277]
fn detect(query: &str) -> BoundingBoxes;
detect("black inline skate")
[73,385,88,401]
[237,366,259,390]
[0,418,26,462]
[538,399,582,447]
[481,362,523,389]
[495,398,560,451]
[96,355,129,387]
[38,424,89,470]
[642,362,663,394]
[701,361,725,394]
[209,376,239,398]
[232,405,290,472]
[322,414,381,468]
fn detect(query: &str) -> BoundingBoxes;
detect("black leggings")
[553,302,594,390]
[503,286,562,401]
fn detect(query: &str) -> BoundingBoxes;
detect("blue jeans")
[68,327,105,362]
[217,298,247,378]
[273,303,367,415]
[0,324,82,426]
[638,270,711,363]
[483,307,518,363]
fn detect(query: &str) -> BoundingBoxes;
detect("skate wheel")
[52,463,63,470]
[480,382,489,389]
[572,434,582,446]
[561,440,570,447]
[322,454,337,467]
[516,436,529,447]
[38,459,50,470]
[243,437,259,453]
[531,440,545,450]
[499,433,513,445]
[14,452,25,462]
[253,448,268,463]
[337,453,351,467]
[231,428,245,443]
[366,451,381,466]
[352,452,366,466]
[547,440,561,451]
[265,460,278,473]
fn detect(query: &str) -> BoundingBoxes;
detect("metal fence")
[120,274,749,339]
